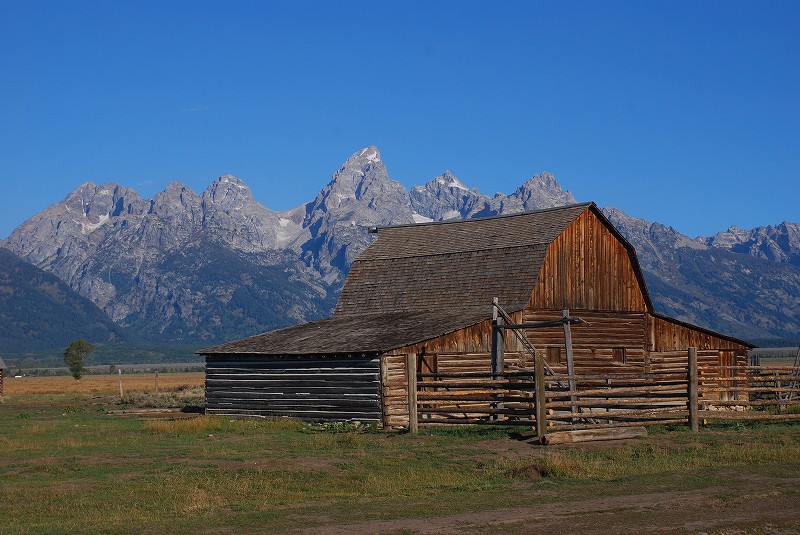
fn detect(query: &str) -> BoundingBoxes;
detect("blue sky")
[1,0,797,239]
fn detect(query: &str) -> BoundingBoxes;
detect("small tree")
[64,339,94,380]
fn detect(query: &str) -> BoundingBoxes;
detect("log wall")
[205,355,382,421]
[647,314,750,352]
[522,309,648,373]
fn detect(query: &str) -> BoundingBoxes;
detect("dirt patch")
[298,479,800,535]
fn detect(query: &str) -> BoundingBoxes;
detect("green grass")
[1,393,800,534]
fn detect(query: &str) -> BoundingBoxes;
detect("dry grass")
[4,372,205,396]
[142,415,224,433]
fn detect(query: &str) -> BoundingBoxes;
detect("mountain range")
[2,146,798,354]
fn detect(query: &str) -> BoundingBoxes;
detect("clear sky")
[1,0,798,239]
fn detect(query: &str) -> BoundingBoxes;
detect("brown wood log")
[546,396,687,408]
[548,418,686,431]
[543,426,648,445]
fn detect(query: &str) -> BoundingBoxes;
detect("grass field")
[2,375,800,534]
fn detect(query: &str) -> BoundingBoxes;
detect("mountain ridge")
[4,146,798,348]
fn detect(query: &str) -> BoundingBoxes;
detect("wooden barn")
[200,202,753,427]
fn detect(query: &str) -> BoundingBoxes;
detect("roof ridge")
[371,202,594,232]
[355,242,548,262]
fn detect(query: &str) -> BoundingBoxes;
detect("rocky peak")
[410,170,489,221]
[510,172,576,209]
[601,206,707,270]
[202,175,255,212]
[299,146,414,281]
[151,182,200,216]
[703,221,800,264]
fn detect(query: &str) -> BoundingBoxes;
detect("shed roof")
[201,308,488,355]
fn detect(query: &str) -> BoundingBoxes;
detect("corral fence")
[404,348,800,442]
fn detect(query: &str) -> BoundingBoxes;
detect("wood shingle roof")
[335,203,591,315]
[201,308,489,355]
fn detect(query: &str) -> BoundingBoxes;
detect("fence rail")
[405,349,800,441]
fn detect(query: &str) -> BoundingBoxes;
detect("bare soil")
[299,474,800,535]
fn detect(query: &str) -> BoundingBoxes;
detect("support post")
[155,371,159,395]
[406,353,418,434]
[534,350,547,444]
[491,297,504,378]
[379,356,388,429]
[118,368,124,399]
[688,347,699,432]
[562,309,577,420]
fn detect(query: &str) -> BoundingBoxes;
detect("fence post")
[406,353,418,434]
[535,350,547,444]
[688,347,699,432]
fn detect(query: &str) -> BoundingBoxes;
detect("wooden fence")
[406,348,800,441]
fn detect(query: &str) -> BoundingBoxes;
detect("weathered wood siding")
[647,314,751,353]
[205,355,382,421]
[529,209,648,312]
[523,309,648,373]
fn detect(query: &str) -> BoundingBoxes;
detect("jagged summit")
[434,170,468,191]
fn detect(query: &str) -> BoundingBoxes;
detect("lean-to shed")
[200,202,753,425]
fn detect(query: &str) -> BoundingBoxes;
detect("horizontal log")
[548,418,687,431]
[417,393,535,403]
[699,412,800,421]
[543,426,648,445]
[545,385,687,399]
[417,371,535,378]
[419,406,536,416]
[418,418,539,426]
[704,399,800,407]
[206,383,379,393]
[546,397,687,409]
[546,407,687,420]
[699,386,800,394]
[206,398,380,409]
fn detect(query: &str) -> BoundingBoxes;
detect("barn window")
[545,346,562,365]
[612,347,627,364]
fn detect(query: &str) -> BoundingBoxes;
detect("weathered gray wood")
[407,353,418,433]
[562,309,578,421]
[491,297,505,377]
[205,356,381,422]
[688,347,699,432]
[535,351,547,444]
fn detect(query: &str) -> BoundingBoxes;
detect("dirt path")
[299,477,800,535]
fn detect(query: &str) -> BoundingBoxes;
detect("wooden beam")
[407,353,418,434]
[535,351,547,444]
[491,297,505,377]
[563,309,577,421]
[688,347,699,432]
[543,426,648,445]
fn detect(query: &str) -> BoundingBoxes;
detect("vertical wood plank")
[406,353,418,433]
[535,350,547,444]
[688,347,699,432]
[563,309,577,420]
[380,355,389,428]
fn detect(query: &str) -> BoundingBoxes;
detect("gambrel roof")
[335,203,594,315]
[202,203,629,355]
